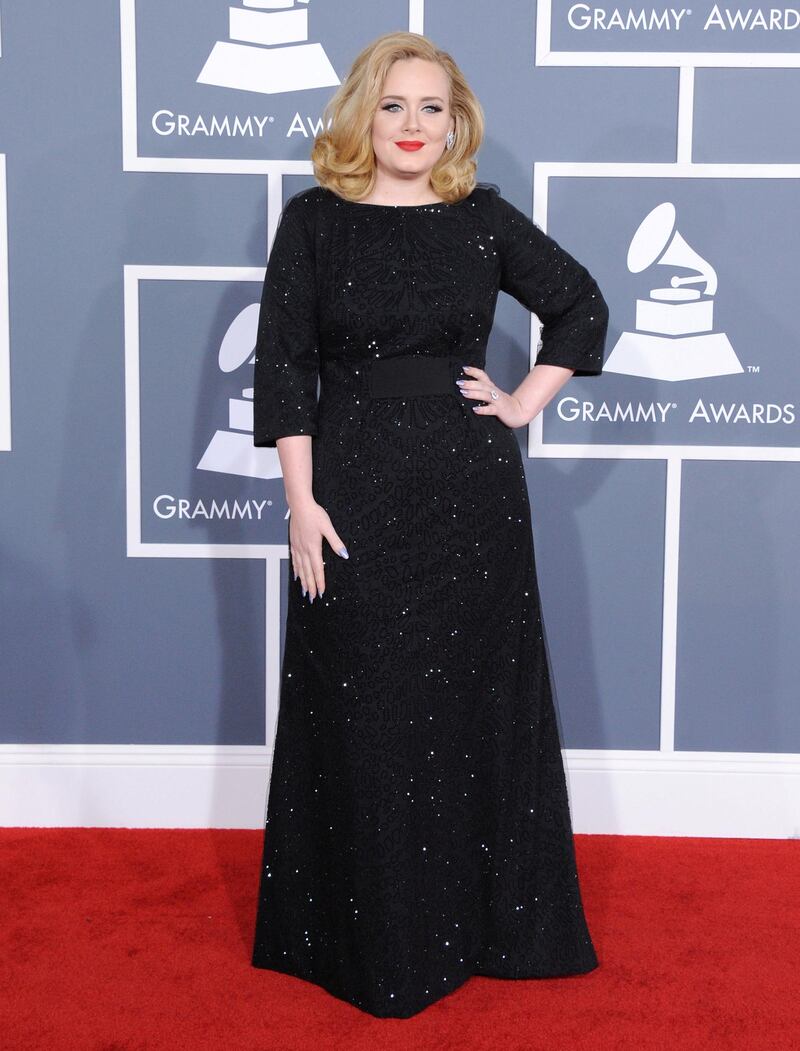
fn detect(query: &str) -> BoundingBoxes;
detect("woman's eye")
[381,104,443,113]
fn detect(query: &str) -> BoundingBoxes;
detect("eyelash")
[381,104,443,113]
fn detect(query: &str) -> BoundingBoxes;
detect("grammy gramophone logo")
[197,0,340,96]
[197,303,278,481]
[604,202,743,382]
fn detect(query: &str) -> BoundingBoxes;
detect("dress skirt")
[250,352,599,1018]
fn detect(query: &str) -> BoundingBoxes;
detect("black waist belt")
[367,354,465,398]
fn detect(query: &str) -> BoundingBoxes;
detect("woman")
[251,30,609,1018]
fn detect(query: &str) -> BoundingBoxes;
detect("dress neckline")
[330,188,471,210]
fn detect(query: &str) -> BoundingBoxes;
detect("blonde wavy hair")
[311,31,484,204]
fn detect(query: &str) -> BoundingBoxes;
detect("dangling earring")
[446,130,455,150]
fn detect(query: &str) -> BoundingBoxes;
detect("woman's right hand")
[288,496,349,601]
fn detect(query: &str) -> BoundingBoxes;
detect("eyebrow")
[379,95,445,103]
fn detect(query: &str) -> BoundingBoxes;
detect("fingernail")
[455,379,465,385]
[302,587,307,597]
[472,405,480,412]
[338,546,349,558]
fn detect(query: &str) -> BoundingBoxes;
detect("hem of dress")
[473,956,600,981]
[250,952,600,1019]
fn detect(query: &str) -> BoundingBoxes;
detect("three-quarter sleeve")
[253,193,320,447]
[493,188,609,376]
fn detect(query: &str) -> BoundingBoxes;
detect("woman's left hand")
[457,365,529,429]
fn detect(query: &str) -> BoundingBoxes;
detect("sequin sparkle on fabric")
[250,183,609,1018]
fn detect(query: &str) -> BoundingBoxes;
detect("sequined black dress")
[250,183,609,1018]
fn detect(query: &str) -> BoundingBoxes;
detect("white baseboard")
[1,745,799,838]
[564,749,800,838]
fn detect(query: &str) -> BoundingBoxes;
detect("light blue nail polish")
[456,379,465,385]
[339,546,349,558]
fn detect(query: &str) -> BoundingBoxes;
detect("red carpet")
[1,830,797,1050]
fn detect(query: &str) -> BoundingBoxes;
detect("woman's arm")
[276,433,314,509]
[458,188,609,429]
[253,195,320,447]
[276,435,348,602]
[511,362,575,424]
[253,195,348,600]
[491,187,609,379]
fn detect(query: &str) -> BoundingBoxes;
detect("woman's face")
[370,57,455,182]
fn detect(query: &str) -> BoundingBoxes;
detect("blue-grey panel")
[536,178,800,450]
[1,556,265,744]
[426,0,678,165]
[0,0,797,762]
[0,2,272,743]
[677,461,800,753]
[527,458,665,749]
[545,0,799,56]
[695,71,800,163]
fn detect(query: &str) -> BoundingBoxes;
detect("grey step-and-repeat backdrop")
[1,1,799,834]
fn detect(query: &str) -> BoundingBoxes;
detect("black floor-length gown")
[250,182,609,1018]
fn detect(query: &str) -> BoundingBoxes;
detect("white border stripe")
[409,0,425,33]
[119,0,138,174]
[265,550,282,748]
[534,161,800,179]
[526,444,800,462]
[676,67,695,164]
[0,155,9,450]
[659,458,681,752]
[537,51,800,69]
[123,264,142,555]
